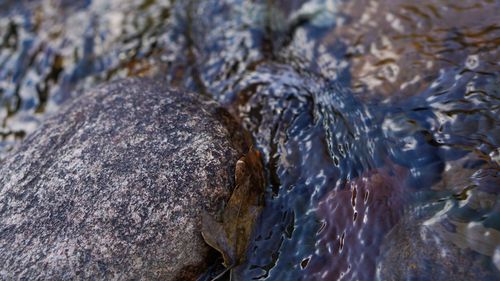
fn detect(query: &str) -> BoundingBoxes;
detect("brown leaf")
[201,211,234,266]
[201,147,265,275]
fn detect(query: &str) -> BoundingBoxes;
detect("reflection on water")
[1,0,499,280]
[330,0,500,100]
[0,0,174,155]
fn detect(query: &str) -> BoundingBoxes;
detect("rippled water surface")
[1,0,499,280]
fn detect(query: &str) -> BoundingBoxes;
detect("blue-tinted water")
[1,0,499,280]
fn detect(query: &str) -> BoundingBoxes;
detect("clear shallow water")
[1,0,499,280]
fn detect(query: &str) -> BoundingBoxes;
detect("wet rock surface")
[0,78,247,280]
[377,208,500,281]
[307,163,409,281]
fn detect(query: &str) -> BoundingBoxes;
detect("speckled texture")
[0,78,247,280]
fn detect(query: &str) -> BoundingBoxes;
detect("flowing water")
[1,0,499,280]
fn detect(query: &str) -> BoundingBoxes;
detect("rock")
[377,205,500,281]
[306,162,408,281]
[0,78,248,280]
[377,162,500,281]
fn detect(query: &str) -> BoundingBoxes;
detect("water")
[1,0,499,280]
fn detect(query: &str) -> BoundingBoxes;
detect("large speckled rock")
[0,78,248,280]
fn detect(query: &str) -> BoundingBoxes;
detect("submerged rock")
[377,212,500,281]
[306,162,409,281]
[377,155,500,281]
[0,78,248,280]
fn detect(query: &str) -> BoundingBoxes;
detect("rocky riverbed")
[0,0,499,280]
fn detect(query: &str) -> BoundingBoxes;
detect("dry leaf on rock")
[201,147,265,279]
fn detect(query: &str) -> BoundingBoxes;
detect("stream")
[1,0,499,280]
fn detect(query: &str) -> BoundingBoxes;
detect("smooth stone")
[0,78,248,280]
[377,206,500,281]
